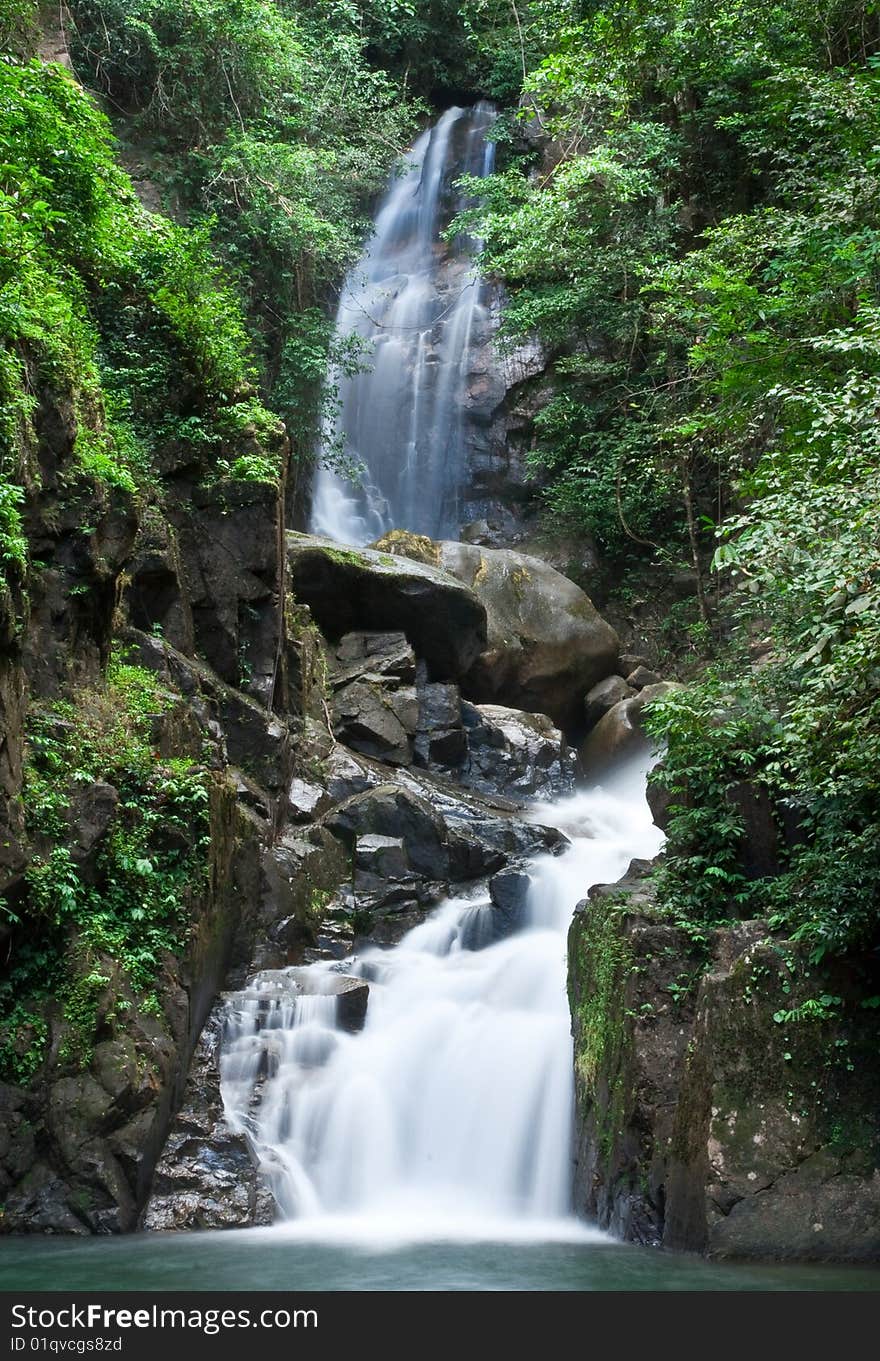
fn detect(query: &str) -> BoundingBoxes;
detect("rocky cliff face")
[0,358,338,1232]
[457,286,550,544]
[568,862,880,1261]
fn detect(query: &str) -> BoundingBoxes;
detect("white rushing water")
[310,102,496,545]
[220,756,663,1242]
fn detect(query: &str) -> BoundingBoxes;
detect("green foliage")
[0,655,210,1082]
[0,0,38,57]
[65,0,422,463]
[451,0,880,985]
[0,54,278,533]
[569,893,634,1157]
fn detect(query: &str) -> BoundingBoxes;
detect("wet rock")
[324,785,449,880]
[323,745,385,803]
[333,977,370,1033]
[394,764,569,864]
[414,679,466,768]
[356,834,408,879]
[584,676,636,728]
[461,519,492,545]
[256,827,350,967]
[488,865,532,938]
[286,533,488,679]
[372,534,619,729]
[461,703,576,800]
[0,1165,93,1235]
[142,1012,274,1232]
[357,906,429,948]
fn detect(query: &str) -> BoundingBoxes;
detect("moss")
[569,894,635,1159]
[322,547,367,568]
[372,530,440,567]
[510,565,531,602]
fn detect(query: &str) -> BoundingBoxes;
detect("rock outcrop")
[141,1011,275,1233]
[460,703,576,799]
[568,862,880,1261]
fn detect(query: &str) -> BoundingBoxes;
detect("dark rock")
[141,1012,274,1232]
[584,676,636,728]
[461,519,492,545]
[414,680,466,768]
[671,570,701,599]
[329,631,416,687]
[357,906,429,947]
[488,865,532,937]
[324,785,448,880]
[569,866,880,1262]
[330,679,418,765]
[287,774,331,824]
[626,666,662,690]
[618,654,650,675]
[356,834,409,879]
[461,702,576,800]
[68,782,118,860]
[333,977,370,1033]
[170,479,284,702]
[286,532,487,679]
[394,764,569,865]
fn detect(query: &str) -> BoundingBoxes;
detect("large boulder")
[286,533,487,680]
[584,675,636,728]
[569,868,880,1262]
[372,533,619,728]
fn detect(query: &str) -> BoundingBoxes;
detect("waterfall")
[309,103,496,546]
[220,757,663,1240]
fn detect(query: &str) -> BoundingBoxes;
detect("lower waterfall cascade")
[218,757,664,1240]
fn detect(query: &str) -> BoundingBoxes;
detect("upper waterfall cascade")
[309,102,497,546]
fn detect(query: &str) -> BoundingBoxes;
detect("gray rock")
[356,834,409,879]
[372,533,619,729]
[584,676,636,728]
[287,774,331,823]
[489,865,532,937]
[142,1012,274,1232]
[618,653,650,674]
[329,631,417,688]
[330,679,419,765]
[414,680,466,768]
[580,682,683,774]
